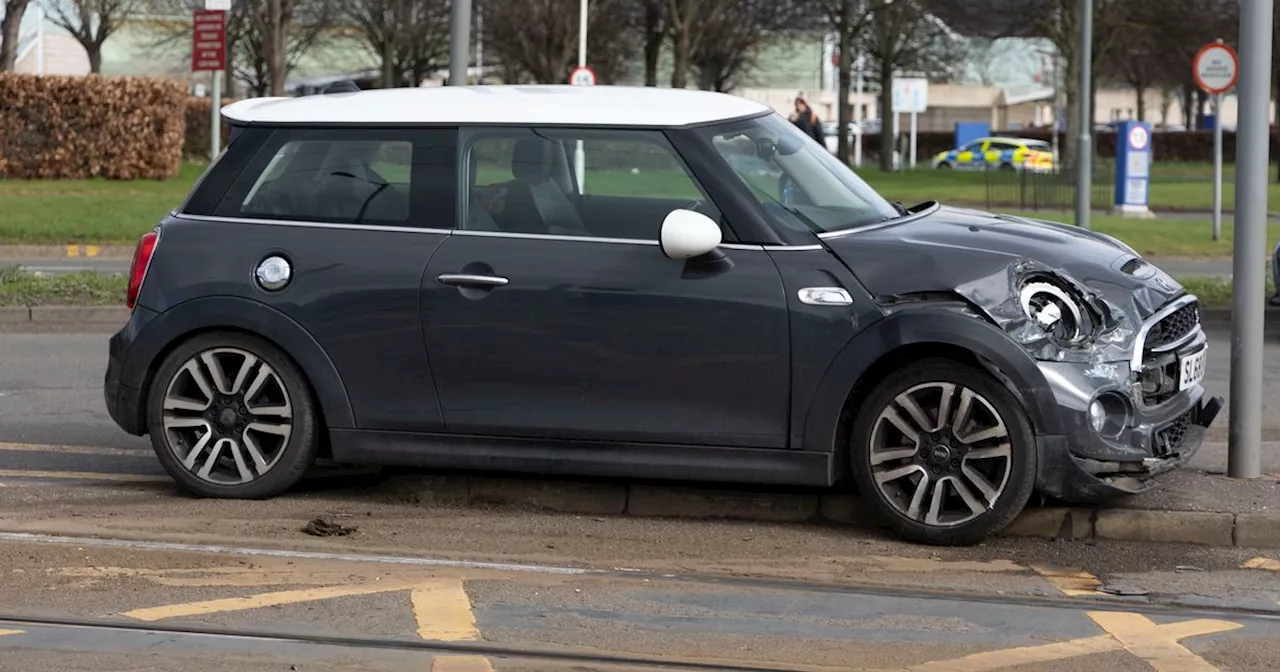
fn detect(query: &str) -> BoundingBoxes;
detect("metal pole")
[448,0,472,85]
[1229,0,1272,480]
[1074,0,1093,229]
[1212,91,1223,241]
[210,70,221,161]
[578,0,587,67]
[854,55,864,168]
[909,110,917,168]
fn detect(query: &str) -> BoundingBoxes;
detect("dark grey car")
[102,85,1222,546]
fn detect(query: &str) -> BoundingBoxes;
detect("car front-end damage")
[951,258,1223,501]
[822,204,1223,503]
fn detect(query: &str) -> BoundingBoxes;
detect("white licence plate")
[1178,347,1208,391]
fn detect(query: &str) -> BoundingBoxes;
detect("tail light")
[126,230,159,310]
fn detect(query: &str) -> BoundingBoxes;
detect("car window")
[699,113,898,236]
[461,129,719,240]
[962,140,986,152]
[237,136,414,225]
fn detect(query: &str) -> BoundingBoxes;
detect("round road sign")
[569,66,596,86]
[1193,42,1239,94]
[1128,125,1149,151]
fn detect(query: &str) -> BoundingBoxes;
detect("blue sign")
[954,122,990,150]
[1114,121,1152,214]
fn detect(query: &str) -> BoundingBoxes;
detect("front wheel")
[146,332,321,499]
[849,358,1037,546]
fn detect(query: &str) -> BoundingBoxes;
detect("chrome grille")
[1145,300,1199,350]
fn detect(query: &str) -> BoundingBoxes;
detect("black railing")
[984,162,1114,212]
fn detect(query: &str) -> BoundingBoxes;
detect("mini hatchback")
[104,85,1222,546]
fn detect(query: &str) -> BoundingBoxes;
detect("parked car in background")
[104,85,1219,547]
[932,136,1056,173]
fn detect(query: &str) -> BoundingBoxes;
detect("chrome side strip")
[173,213,453,236]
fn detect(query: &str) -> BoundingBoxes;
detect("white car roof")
[220,85,773,127]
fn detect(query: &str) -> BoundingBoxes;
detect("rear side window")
[212,128,456,228]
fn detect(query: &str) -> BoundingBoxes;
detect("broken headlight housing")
[1017,277,1101,347]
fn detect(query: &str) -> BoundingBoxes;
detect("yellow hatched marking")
[413,579,481,641]
[1030,564,1102,596]
[905,612,1241,671]
[65,245,80,257]
[0,629,23,636]
[121,581,423,621]
[84,245,100,257]
[1242,557,1280,571]
[0,469,167,483]
[431,655,496,672]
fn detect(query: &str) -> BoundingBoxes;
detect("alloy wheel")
[160,347,294,485]
[868,382,1013,527]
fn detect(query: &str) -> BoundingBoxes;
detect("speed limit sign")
[569,66,596,86]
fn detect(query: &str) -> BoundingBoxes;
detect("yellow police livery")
[932,136,1056,173]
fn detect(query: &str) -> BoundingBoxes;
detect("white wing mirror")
[660,209,722,260]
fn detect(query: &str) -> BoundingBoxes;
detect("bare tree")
[638,0,664,86]
[343,0,448,88]
[479,0,634,84]
[0,0,32,71]
[864,0,964,170]
[49,0,141,73]
[813,0,881,165]
[689,0,814,93]
[665,0,731,89]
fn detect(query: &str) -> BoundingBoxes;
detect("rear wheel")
[146,332,320,499]
[849,358,1037,546]
[936,162,952,170]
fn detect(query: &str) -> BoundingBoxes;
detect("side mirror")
[660,209,721,260]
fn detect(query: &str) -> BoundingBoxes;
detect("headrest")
[511,137,554,182]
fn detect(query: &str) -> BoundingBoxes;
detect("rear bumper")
[103,306,158,436]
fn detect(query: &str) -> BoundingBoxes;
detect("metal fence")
[983,163,1114,212]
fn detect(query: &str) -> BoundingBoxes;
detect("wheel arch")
[119,296,354,439]
[802,308,1062,474]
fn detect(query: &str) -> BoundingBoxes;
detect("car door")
[420,126,791,449]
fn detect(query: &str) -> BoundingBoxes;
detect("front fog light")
[1088,400,1107,432]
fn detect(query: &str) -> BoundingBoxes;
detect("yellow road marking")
[84,245,100,257]
[1030,564,1102,596]
[0,469,167,483]
[431,655,495,672]
[1242,557,1280,571]
[65,245,80,257]
[1088,611,1240,671]
[0,629,23,636]
[412,579,482,641]
[0,441,140,457]
[905,613,1241,671]
[121,581,424,621]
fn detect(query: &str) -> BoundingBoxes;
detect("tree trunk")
[87,45,102,74]
[1134,81,1146,122]
[1194,89,1206,131]
[835,23,852,165]
[268,0,287,96]
[643,2,662,87]
[0,0,29,72]
[224,38,238,99]
[670,29,690,89]
[381,38,395,88]
[878,61,893,171]
[1181,86,1194,130]
[1061,52,1079,168]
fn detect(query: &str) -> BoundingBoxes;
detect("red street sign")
[191,9,227,72]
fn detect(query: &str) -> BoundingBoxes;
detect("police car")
[932,136,1056,173]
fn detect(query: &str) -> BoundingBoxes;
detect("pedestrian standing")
[789,93,826,146]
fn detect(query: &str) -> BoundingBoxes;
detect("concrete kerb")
[377,473,1280,548]
[0,305,130,324]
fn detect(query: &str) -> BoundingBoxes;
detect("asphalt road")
[3,324,1280,670]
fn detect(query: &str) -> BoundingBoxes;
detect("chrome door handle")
[438,273,509,288]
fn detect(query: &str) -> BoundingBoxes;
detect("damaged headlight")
[1018,278,1098,347]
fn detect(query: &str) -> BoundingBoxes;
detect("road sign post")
[192,8,227,161]
[1193,39,1239,241]
[569,61,595,193]
[891,77,927,170]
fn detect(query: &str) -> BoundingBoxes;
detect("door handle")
[438,273,509,288]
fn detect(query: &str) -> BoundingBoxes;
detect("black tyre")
[936,162,952,170]
[849,358,1037,546]
[146,331,321,499]
[999,162,1016,172]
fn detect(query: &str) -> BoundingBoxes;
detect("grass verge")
[0,266,127,307]
[0,267,1265,310]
